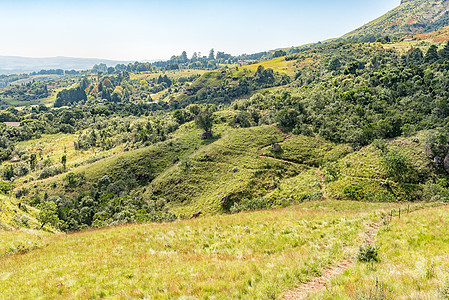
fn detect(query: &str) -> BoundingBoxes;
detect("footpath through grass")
[0,200,410,299]
[310,204,449,299]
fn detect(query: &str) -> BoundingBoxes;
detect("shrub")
[39,166,62,180]
[357,243,379,263]
[344,183,364,200]
[0,181,15,194]
[381,149,416,182]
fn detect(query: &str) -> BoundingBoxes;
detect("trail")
[282,220,380,300]
[282,205,435,300]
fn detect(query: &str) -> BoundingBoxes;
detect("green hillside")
[4,0,449,299]
[343,0,449,40]
[0,200,433,299]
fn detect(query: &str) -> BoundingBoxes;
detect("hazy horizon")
[0,0,400,61]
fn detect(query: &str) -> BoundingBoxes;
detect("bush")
[344,183,364,200]
[39,166,62,180]
[357,243,379,262]
[0,181,15,194]
[422,182,448,202]
[381,149,416,183]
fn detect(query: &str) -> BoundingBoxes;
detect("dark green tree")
[277,109,299,132]
[406,48,423,65]
[3,165,14,181]
[438,42,449,60]
[328,58,341,71]
[61,154,67,171]
[424,45,439,63]
[208,49,215,60]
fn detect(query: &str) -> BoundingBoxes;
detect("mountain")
[342,0,449,39]
[0,56,132,74]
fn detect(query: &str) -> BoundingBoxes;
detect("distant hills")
[3,0,449,75]
[343,0,449,39]
[0,56,133,74]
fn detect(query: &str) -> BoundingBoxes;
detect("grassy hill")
[0,200,432,299]
[343,0,449,39]
[312,204,449,299]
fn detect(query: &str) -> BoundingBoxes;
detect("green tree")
[3,165,14,181]
[181,51,188,62]
[381,149,415,182]
[439,42,449,60]
[277,109,299,132]
[406,47,423,65]
[328,58,341,71]
[424,45,439,63]
[208,48,215,60]
[37,201,59,229]
[61,154,67,171]
[195,109,213,135]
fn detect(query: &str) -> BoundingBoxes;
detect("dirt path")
[282,220,381,299]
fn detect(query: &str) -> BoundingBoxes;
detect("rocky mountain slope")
[343,0,449,39]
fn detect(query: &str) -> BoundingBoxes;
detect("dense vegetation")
[3,2,449,298]
[1,39,449,232]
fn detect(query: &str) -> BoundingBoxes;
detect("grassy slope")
[0,200,417,299]
[0,195,41,230]
[21,120,228,199]
[312,204,449,299]
[261,135,352,167]
[150,125,292,214]
[326,131,436,202]
[149,126,342,216]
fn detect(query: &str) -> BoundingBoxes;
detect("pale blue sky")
[0,0,400,60]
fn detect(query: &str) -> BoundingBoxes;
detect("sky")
[0,0,400,61]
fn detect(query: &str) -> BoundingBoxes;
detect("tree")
[195,109,213,135]
[406,47,423,65]
[181,51,188,62]
[208,48,215,60]
[328,58,341,71]
[37,201,59,229]
[61,154,67,171]
[277,109,299,132]
[3,165,14,181]
[29,153,37,171]
[424,45,438,63]
[438,42,449,60]
[273,50,286,58]
[381,148,415,182]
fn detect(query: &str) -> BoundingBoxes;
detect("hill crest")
[343,0,449,39]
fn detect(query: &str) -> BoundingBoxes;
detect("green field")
[312,204,449,299]
[0,200,431,299]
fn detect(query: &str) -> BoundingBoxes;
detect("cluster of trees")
[0,74,30,88]
[230,42,449,149]
[0,81,49,105]
[30,69,80,76]
[174,66,291,108]
[31,174,177,231]
[54,85,86,107]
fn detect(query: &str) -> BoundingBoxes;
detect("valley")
[2,0,449,298]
